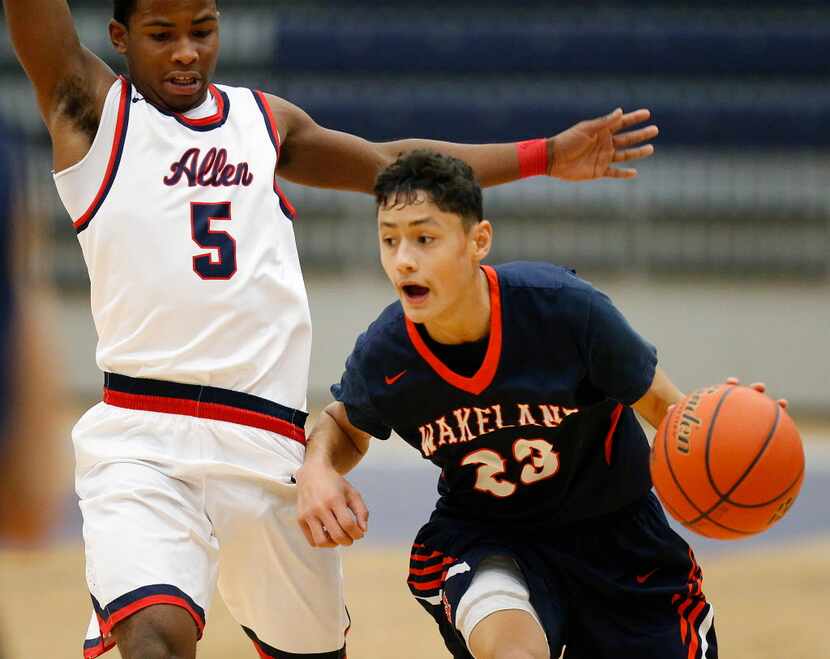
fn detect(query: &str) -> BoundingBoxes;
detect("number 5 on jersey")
[461,438,560,498]
[191,202,237,279]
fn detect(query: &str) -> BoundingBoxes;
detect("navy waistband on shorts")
[103,373,307,444]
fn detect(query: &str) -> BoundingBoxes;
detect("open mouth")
[402,284,430,303]
[165,75,201,95]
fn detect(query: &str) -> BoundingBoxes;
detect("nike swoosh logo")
[385,370,408,385]
[635,568,659,584]
[132,96,145,104]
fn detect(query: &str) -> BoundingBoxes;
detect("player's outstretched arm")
[268,94,658,192]
[4,1,115,147]
[295,402,371,548]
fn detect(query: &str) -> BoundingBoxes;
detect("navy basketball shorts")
[407,492,717,659]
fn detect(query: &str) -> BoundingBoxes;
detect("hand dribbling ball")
[650,383,804,539]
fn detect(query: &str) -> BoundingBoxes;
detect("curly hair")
[374,150,483,230]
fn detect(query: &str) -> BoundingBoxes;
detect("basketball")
[651,383,805,540]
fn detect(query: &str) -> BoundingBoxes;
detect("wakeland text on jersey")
[419,402,579,457]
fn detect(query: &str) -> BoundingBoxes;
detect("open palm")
[551,108,658,181]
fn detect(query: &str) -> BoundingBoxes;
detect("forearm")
[5,1,81,84]
[4,0,113,125]
[305,404,369,475]
[377,139,542,188]
[272,96,549,192]
[633,367,684,430]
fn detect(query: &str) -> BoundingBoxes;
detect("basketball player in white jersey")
[4,1,659,657]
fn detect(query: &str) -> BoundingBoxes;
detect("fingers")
[300,499,368,548]
[304,518,337,548]
[613,125,659,149]
[581,107,624,132]
[612,144,655,163]
[347,488,370,533]
[298,519,316,547]
[725,377,767,394]
[618,108,652,130]
[603,166,639,179]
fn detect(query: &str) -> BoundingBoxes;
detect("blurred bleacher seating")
[1,1,827,284]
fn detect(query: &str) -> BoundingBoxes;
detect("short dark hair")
[374,150,483,230]
[113,0,137,25]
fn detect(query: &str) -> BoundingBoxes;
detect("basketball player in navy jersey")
[5,1,659,657]
[297,151,722,658]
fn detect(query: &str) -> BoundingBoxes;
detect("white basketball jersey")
[54,78,311,410]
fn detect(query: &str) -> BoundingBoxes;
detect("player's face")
[109,0,220,112]
[378,193,492,330]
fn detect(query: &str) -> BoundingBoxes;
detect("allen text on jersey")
[164,147,254,188]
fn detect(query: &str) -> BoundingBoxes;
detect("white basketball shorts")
[77,374,348,658]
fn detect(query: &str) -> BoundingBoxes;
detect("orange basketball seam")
[704,390,779,500]
[657,386,755,536]
[685,388,780,524]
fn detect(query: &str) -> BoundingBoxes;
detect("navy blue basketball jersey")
[333,262,658,526]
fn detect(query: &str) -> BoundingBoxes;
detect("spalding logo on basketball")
[650,384,805,539]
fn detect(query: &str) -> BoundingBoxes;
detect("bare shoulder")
[259,91,315,145]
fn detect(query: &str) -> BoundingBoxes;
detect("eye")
[418,235,434,245]
[150,32,171,42]
[193,29,213,38]
[382,237,398,247]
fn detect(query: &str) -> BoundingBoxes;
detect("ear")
[471,220,493,262]
[109,19,129,55]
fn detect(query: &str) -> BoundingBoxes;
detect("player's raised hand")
[549,108,659,181]
[295,462,369,548]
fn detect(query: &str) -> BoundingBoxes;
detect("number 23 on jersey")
[461,438,560,498]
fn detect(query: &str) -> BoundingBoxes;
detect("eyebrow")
[142,15,218,28]
[379,216,438,228]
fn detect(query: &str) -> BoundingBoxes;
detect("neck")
[132,80,210,114]
[424,267,491,344]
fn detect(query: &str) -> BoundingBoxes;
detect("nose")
[395,243,417,274]
[172,37,199,66]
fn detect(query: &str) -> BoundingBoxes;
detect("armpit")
[54,74,99,142]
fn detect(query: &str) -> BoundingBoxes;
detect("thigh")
[407,522,566,659]
[75,406,218,652]
[561,493,718,659]
[211,439,348,657]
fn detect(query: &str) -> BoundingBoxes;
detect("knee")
[114,605,198,659]
[479,647,549,659]
[119,637,184,659]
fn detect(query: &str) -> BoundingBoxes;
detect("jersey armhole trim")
[252,90,297,220]
[73,76,131,234]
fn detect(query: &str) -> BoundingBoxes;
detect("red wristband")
[517,139,549,178]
